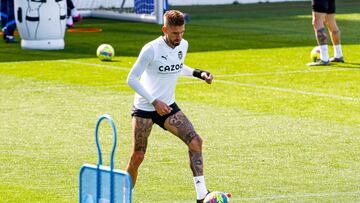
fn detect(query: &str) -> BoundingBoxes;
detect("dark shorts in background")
[312,0,336,14]
[131,103,181,130]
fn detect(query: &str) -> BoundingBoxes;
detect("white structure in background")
[168,0,306,5]
[72,0,306,24]
[73,0,306,8]
[14,0,67,50]
[73,0,164,24]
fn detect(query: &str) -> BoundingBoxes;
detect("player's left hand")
[201,72,213,84]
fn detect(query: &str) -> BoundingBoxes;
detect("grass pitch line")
[59,59,130,71]
[216,68,359,78]
[216,80,359,102]
[235,190,360,201]
[59,60,357,78]
[173,191,360,203]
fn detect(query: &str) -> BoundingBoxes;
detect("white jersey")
[127,36,194,111]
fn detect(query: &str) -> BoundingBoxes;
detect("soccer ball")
[204,191,231,203]
[96,44,115,61]
[310,46,320,62]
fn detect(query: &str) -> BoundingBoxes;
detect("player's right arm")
[127,44,172,115]
[127,44,156,103]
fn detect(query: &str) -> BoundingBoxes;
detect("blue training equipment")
[79,114,132,203]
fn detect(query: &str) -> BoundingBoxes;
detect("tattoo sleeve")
[133,117,153,152]
[165,112,204,176]
[316,28,328,45]
[167,112,197,145]
[189,150,204,176]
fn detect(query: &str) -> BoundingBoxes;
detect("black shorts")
[131,102,181,130]
[312,0,336,14]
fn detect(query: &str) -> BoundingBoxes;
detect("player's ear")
[162,26,167,34]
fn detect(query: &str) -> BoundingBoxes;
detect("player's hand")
[201,71,213,84]
[152,99,172,116]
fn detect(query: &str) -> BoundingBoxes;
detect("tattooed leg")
[329,30,340,45]
[325,14,341,45]
[189,149,204,176]
[312,12,328,46]
[164,111,204,176]
[165,111,197,144]
[316,27,328,45]
[126,116,153,188]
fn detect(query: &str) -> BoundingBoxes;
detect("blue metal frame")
[95,114,117,202]
[79,114,132,203]
[79,164,132,203]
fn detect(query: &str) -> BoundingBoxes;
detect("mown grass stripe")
[216,80,360,102]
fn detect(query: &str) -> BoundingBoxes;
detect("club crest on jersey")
[178,51,183,59]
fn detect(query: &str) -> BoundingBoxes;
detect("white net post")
[73,0,164,24]
[155,0,163,24]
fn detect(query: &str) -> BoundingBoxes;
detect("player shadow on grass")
[332,62,360,69]
[102,59,121,62]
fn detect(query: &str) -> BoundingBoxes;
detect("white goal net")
[72,0,165,24]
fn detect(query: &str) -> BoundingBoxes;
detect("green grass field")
[1,0,360,202]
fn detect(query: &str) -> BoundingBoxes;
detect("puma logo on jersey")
[161,55,168,60]
[158,63,183,73]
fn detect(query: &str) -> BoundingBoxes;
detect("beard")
[164,36,181,48]
[171,40,180,47]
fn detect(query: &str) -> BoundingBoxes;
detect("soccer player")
[307,0,344,66]
[126,10,214,203]
[0,0,16,43]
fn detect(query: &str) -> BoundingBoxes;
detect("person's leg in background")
[4,0,16,42]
